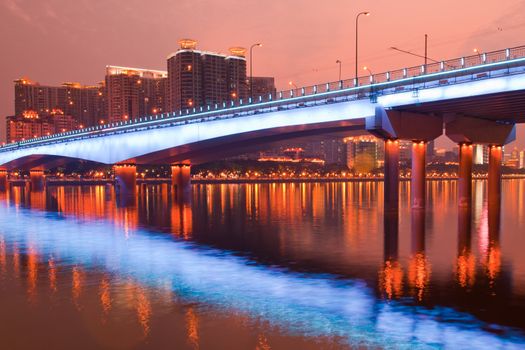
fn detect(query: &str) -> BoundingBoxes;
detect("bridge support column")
[384,139,399,213]
[488,145,503,205]
[30,169,45,191]
[458,143,473,208]
[172,164,191,196]
[0,169,7,192]
[411,141,426,209]
[366,107,443,213]
[114,164,137,196]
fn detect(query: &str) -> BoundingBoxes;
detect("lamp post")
[363,66,374,82]
[336,60,342,81]
[250,43,263,100]
[355,11,370,81]
[288,81,298,89]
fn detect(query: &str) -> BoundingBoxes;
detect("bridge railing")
[3,44,525,153]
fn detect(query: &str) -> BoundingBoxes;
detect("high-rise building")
[105,66,168,124]
[6,109,79,143]
[13,78,105,129]
[167,39,248,112]
[249,77,276,99]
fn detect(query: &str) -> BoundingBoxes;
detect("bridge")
[1,45,525,209]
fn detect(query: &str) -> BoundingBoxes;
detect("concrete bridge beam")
[445,115,516,145]
[172,164,191,196]
[114,164,137,196]
[30,169,45,192]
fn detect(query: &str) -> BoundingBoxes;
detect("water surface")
[1,180,525,349]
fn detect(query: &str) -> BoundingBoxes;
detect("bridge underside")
[130,120,365,165]
[391,90,525,122]
[1,119,365,170]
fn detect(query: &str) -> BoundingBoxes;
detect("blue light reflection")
[0,203,524,349]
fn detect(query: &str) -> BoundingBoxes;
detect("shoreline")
[5,175,525,187]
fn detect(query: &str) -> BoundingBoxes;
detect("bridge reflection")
[0,182,524,348]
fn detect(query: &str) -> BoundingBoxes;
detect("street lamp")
[250,43,263,100]
[355,11,370,81]
[336,60,342,81]
[288,81,298,89]
[363,66,374,82]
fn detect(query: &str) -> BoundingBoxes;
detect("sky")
[1,0,525,148]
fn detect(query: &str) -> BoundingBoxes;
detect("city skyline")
[2,0,525,146]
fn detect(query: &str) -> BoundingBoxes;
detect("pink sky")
[1,0,524,148]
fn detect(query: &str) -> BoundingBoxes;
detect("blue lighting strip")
[3,53,525,152]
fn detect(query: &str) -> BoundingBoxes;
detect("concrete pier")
[114,164,137,196]
[384,139,399,212]
[30,169,45,191]
[458,143,473,208]
[171,164,191,195]
[411,141,426,209]
[0,169,7,191]
[488,145,503,205]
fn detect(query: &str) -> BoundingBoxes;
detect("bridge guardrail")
[2,45,525,153]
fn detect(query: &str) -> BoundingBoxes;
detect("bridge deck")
[1,45,525,157]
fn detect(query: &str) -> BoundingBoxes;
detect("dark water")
[0,180,525,349]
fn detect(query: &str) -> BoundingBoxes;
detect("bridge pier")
[411,141,427,210]
[367,108,442,212]
[445,115,515,208]
[0,169,7,191]
[172,164,191,196]
[30,169,45,191]
[458,143,473,208]
[114,164,137,196]
[384,139,399,212]
[488,145,503,205]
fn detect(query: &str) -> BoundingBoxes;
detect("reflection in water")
[99,275,112,317]
[408,210,431,301]
[72,266,84,310]
[379,212,403,300]
[0,182,524,349]
[486,195,502,291]
[185,307,199,349]
[136,287,152,337]
[457,208,476,289]
[27,246,38,303]
[48,256,57,293]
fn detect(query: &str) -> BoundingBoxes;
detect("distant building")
[345,136,382,172]
[105,66,168,124]
[399,140,412,164]
[13,78,105,130]
[426,140,435,161]
[6,109,78,143]
[249,77,276,99]
[167,39,248,112]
